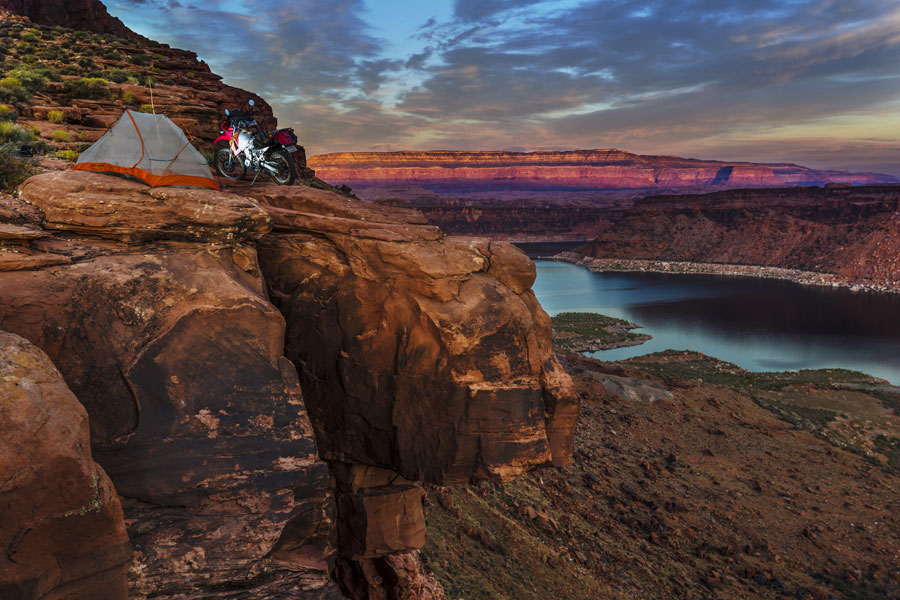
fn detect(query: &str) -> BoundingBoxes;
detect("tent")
[74,110,219,190]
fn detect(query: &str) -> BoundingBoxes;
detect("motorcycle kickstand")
[250,168,261,186]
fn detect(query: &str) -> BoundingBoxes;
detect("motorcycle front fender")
[213,134,231,144]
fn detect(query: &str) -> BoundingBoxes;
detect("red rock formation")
[0,330,131,599]
[241,181,578,586]
[309,150,896,192]
[583,184,900,289]
[0,0,139,39]
[0,172,338,598]
[249,182,578,486]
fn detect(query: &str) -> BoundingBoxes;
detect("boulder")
[0,331,130,600]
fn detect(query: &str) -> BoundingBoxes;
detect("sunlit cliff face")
[110,0,900,176]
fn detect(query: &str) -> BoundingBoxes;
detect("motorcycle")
[213,99,297,185]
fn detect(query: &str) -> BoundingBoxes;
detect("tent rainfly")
[74,110,219,190]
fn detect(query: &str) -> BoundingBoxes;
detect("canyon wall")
[310,150,895,241]
[309,150,896,192]
[582,184,900,289]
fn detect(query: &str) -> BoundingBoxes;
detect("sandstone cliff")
[582,184,900,290]
[0,169,576,599]
[309,150,896,192]
[310,150,895,241]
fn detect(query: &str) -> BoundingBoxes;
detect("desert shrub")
[60,39,73,49]
[54,148,80,162]
[138,104,155,114]
[47,109,65,124]
[0,121,35,146]
[121,90,135,104]
[51,129,71,142]
[76,130,92,142]
[0,146,38,192]
[60,65,80,76]
[0,77,29,106]
[36,47,61,60]
[129,54,150,66]
[139,75,155,87]
[8,65,57,91]
[0,105,16,121]
[19,32,38,44]
[73,31,90,41]
[26,125,40,136]
[77,56,95,69]
[62,77,109,100]
[21,55,37,65]
[102,48,123,60]
[105,68,131,83]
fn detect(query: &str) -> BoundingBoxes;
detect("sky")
[106,0,900,175]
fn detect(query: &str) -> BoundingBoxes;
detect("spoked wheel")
[267,149,295,185]
[214,148,246,180]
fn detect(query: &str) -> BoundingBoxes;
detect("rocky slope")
[0,168,576,599]
[422,349,900,599]
[0,0,138,39]
[374,197,620,242]
[0,13,312,173]
[580,184,900,291]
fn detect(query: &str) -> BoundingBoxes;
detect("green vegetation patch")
[552,311,650,352]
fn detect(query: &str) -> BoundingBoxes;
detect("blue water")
[533,260,900,384]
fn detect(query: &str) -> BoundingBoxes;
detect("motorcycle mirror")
[225,108,230,116]
[248,99,255,107]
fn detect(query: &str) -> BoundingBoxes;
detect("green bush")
[51,129,72,142]
[55,149,80,161]
[129,54,150,66]
[0,105,16,121]
[77,56,95,69]
[47,109,65,124]
[0,121,35,146]
[121,91,135,105]
[105,68,131,83]
[62,77,109,100]
[21,55,37,65]
[0,146,38,192]
[0,77,29,106]
[138,104,155,114]
[7,65,57,91]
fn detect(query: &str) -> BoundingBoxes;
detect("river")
[532,260,900,385]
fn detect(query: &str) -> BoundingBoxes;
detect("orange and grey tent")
[74,110,219,190]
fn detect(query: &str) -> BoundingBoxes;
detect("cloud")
[106,0,900,175]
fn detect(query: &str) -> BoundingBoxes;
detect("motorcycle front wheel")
[267,149,296,186]
[214,148,246,180]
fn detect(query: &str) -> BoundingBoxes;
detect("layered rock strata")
[309,150,896,192]
[0,331,131,600]
[581,184,900,291]
[0,171,338,598]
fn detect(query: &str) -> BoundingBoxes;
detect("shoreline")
[549,252,900,295]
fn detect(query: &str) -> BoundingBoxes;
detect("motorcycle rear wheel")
[268,149,295,186]
[214,148,246,180]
